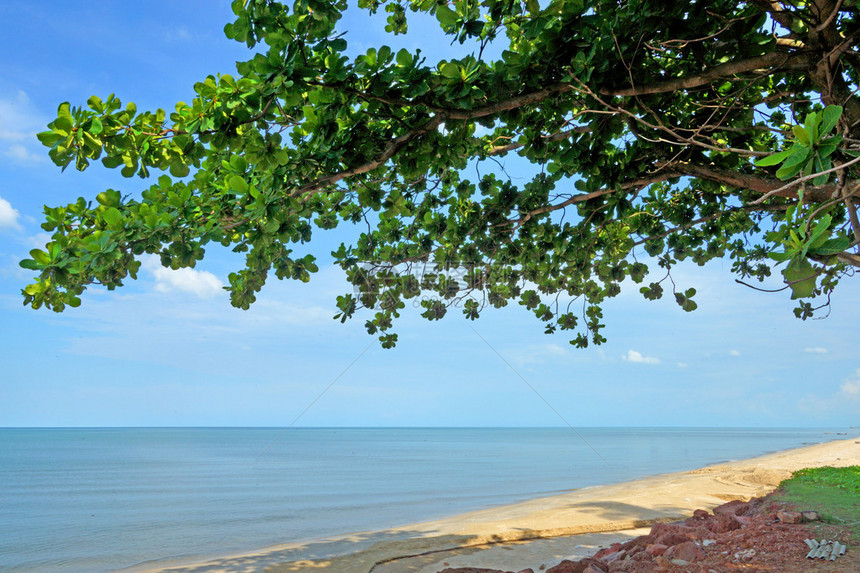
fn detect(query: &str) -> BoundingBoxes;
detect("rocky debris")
[805,538,849,560]
[777,510,802,524]
[439,490,860,573]
[439,495,847,573]
[664,541,705,562]
[711,499,750,517]
[734,548,756,560]
[801,510,820,522]
[439,569,534,573]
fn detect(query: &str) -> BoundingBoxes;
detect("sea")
[0,427,856,572]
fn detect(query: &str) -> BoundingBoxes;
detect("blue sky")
[1,1,858,428]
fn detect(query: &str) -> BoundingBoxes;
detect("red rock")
[545,561,578,573]
[546,559,607,573]
[602,550,625,564]
[438,569,520,573]
[649,522,694,546]
[438,569,516,573]
[631,550,650,562]
[776,510,802,524]
[593,543,623,559]
[692,509,710,519]
[713,500,751,516]
[664,540,706,562]
[708,512,742,533]
[645,543,669,556]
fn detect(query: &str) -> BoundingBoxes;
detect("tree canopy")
[23,0,860,347]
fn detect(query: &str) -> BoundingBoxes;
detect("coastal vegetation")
[774,465,860,545]
[22,0,860,347]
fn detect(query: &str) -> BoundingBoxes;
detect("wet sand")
[133,436,859,573]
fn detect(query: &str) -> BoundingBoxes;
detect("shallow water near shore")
[1,427,856,572]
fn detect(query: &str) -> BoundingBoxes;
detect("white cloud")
[804,347,828,354]
[622,350,660,365]
[25,232,52,248]
[511,343,569,366]
[0,90,48,165]
[163,26,192,42]
[0,196,21,230]
[544,343,566,356]
[5,143,45,163]
[141,255,223,298]
[841,370,860,398]
[677,362,688,368]
[729,349,741,356]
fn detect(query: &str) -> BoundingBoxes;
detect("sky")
[0,2,858,428]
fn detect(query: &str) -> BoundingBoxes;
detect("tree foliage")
[23,0,860,347]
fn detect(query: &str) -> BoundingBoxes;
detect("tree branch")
[289,84,578,198]
[748,154,860,204]
[487,126,591,156]
[601,52,808,97]
[749,0,798,29]
[664,161,846,203]
[510,173,680,228]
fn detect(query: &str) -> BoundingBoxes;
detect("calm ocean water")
[0,427,856,572]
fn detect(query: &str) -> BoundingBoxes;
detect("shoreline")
[131,435,860,573]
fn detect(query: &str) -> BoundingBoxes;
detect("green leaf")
[89,116,104,135]
[768,251,792,262]
[87,95,104,112]
[57,102,72,122]
[812,154,830,186]
[228,174,249,193]
[783,257,816,299]
[170,162,190,177]
[29,249,51,265]
[395,49,412,67]
[755,148,794,167]
[775,146,810,180]
[808,236,851,257]
[102,207,123,228]
[96,189,121,206]
[439,62,460,79]
[820,105,842,136]
[792,125,811,146]
[804,111,820,143]
[435,4,458,28]
[36,131,63,147]
[805,215,831,250]
[102,155,124,168]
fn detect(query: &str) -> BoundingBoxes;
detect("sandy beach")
[136,436,859,573]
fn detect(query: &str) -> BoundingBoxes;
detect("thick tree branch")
[665,162,844,203]
[601,52,808,97]
[748,154,860,204]
[290,84,578,198]
[289,116,444,198]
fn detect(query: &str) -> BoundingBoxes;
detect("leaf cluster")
[21,0,860,347]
